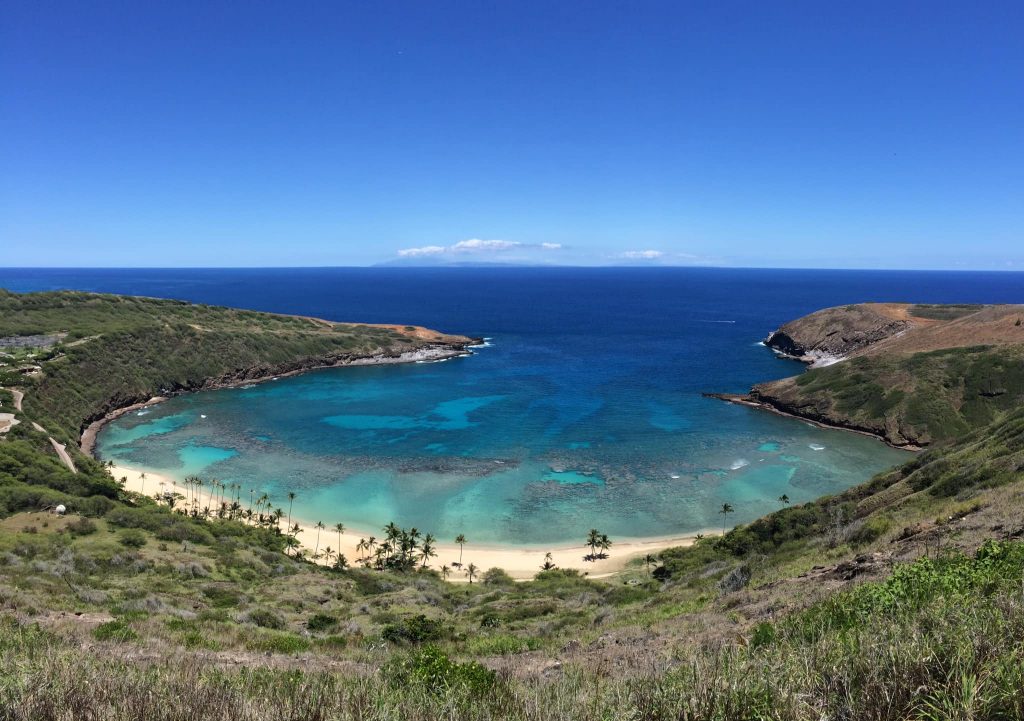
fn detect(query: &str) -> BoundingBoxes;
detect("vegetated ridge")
[715,302,1024,448]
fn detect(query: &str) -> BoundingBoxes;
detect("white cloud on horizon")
[397,245,446,257]
[619,250,664,259]
[396,238,565,258]
[450,238,520,252]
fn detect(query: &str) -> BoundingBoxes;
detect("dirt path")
[9,388,24,411]
[48,437,78,474]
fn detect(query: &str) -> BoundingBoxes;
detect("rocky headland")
[714,302,1024,448]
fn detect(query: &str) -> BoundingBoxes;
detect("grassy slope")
[753,303,1024,447]
[753,343,1024,446]
[2,293,1024,719]
[0,290,460,445]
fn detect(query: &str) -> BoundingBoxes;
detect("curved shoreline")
[80,344,473,455]
[109,463,710,581]
[703,392,923,452]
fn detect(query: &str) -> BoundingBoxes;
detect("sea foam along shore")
[79,344,473,456]
[109,463,707,582]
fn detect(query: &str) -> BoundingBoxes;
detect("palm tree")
[334,523,345,556]
[455,534,467,567]
[334,554,349,570]
[441,565,450,581]
[541,552,556,571]
[384,522,401,564]
[466,563,478,584]
[321,546,334,565]
[778,494,790,505]
[643,553,657,576]
[313,521,325,558]
[586,528,601,560]
[598,533,612,558]
[139,472,147,495]
[420,533,437,569]
[719,502,735,533]
[286,491,296,531]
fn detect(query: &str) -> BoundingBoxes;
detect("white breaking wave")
[730,459,750,470]
[809,443,826,451]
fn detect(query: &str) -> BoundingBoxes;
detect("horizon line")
[3,265,1024,273]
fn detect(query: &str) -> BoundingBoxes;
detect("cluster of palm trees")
[125,473,353,567]
[352,522,438,572]
[584,528,612,561]
[298,520,350,569]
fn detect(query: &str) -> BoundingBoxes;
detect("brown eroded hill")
[734,303,1024,448]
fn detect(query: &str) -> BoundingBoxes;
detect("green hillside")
[753,344,1024,447]
[2,292,1024,719]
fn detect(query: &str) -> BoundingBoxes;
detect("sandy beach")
[110,463,707,581]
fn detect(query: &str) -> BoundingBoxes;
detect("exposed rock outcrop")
[764,304,913,366]
[713,302,1024,449]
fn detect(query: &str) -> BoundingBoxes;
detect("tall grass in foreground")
[3,554,1022,721]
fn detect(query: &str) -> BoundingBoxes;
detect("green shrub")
[202,586,240,608]
[66,516,97,536]
[181,630,221,650]
[381,614,446,645]
[848,516,890,546]
[383,645,496,695]
[93,620,138,643]
[118,529,147,549]
[482,567,514,586]
[306,613,338,632]
[750,622,776,648]
[246,608,285,630]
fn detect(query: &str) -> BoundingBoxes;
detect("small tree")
[541,552,556,571]
[719,503,735,533]
[286,491,296,531]
[334,522,345,556]
[466,563,478,584]
[313,520,325,558]
[455,534,467,567]
[778,494,790,505]
[643,553,657,576]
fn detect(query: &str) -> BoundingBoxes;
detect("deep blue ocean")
[3,267,1022,544]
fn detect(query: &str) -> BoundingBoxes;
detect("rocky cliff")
[727,303,1024,447]
[764,304,914,366]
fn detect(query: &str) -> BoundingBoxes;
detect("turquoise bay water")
[18,265,1024,545]
[98,352,908,545]
[29,266,987,546]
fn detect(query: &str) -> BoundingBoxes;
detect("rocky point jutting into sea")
[710,302,1024,449]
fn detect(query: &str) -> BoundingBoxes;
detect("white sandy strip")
[111,464,708,581]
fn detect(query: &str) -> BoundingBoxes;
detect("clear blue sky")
[2,1,1022,268]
